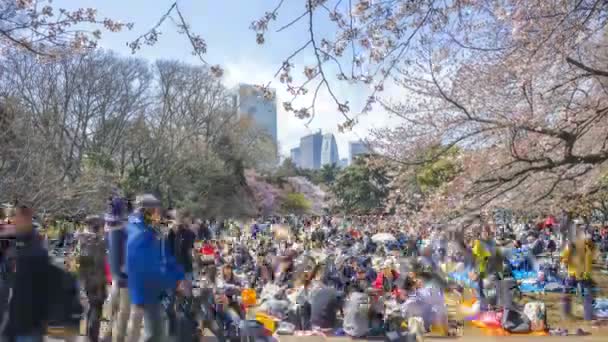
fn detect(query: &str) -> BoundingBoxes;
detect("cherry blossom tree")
[4,0,607,218]
[286,176,328,214]
[0,0,130,55]
[240,0,607,218]
[245,170,283,216]
[126,1,223,77]
[353,1,608,215]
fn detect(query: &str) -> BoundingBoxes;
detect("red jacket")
[373,270,400,294]
[104,257,112,285]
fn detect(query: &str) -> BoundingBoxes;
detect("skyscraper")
[290,147,301,168]
[321,133,339,166]
[349,140,370,163]
[299,131,323,169]
[234,84,278,147]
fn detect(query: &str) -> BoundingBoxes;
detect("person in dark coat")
[75,215,107,342]
[173,210,196,280]
[105,194,130,342]
[2,206,50,342]
[310,284,343,330]
[197,220,211,241]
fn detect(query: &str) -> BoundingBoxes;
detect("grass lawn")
[519,261,608,334]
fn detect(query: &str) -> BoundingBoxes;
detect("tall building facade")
[290,147,301,168]
[349,140,369,163]
[321,133,339,166]
[234,84,278,147]
[299,131,323,170]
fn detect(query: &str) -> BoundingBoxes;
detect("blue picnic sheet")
[448,270,478,289]
[512,270,538,280]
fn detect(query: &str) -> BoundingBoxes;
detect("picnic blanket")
[594,298,608,319]
[448,271,477,288]
[512,270,565,293]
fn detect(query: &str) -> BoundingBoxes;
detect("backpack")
[46,263,83,328]
[343,292,370,337]
[546,240,557,253]
[501,308,531,333]
[496,278,517,309]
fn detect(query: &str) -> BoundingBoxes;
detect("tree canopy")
[332,157,390,214]
[0,50,271,217]
[2,1,608,221]
[282,192,312,215]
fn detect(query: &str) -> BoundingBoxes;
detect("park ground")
[46,259,608,341]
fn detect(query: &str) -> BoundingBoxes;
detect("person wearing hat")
[125,194,186,342]
[75,215,107,342]
[104,195,130,342]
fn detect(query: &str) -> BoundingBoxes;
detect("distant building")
[320,133,339,166]
[338,158,349,168]
[290,147,301,168]
[349,140,369,163]
[299,131,323,170]
[234,83,278,149]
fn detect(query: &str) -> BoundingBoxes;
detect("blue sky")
[54,0,397,157]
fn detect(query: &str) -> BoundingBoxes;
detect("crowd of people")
[0,193,607,341]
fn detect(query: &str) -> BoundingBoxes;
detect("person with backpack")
[125,194,187,342]
[75,215,107,342]
[165,209,196,339]
[104,195,130,342]
[173,210,196,281]
[309,277,344,331]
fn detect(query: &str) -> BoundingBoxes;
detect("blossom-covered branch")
[0,0,131,56]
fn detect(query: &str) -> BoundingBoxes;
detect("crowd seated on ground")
[2,198,608,340]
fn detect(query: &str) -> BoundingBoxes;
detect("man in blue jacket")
[125,194,186,342]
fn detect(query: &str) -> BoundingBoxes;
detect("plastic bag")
[523,302,546,331]
[276,321,295,335]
